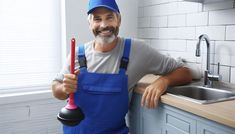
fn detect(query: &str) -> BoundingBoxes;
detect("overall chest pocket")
[82,85,122,94]
[78,72,126,95]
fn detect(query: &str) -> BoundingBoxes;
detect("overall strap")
[119,39,131,74]
[78,44,87,72]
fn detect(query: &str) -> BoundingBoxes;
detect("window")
[0,0,65,94]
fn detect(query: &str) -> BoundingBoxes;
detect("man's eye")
[107,16,113,20]
[94,18,101,21]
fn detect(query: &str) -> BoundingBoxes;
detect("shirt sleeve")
[53,55,70,82]
[53,46,80,82]
[130,40,184,77]
[137,40,184,75]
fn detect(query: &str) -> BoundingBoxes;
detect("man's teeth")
[101,30,111,33]
[98,30,112,35]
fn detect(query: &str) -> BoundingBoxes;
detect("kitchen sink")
[166,85,235,104]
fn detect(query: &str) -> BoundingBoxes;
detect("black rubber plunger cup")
[57,38,84,126]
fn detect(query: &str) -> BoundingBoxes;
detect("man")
[52,0,192,133]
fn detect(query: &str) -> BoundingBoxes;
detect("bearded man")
[52,0,192,133]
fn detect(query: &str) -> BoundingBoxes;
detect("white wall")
[137,0,235,83]
[0,93,65,134]
[117,0,138,38]
[0,1,139,134]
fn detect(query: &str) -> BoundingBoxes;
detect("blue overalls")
[63,39,131,134]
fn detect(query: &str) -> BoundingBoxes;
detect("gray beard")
[95,34,116,46]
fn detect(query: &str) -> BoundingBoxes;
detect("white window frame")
[0,0,67,103]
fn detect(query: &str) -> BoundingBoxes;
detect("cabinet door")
[197,121,233,134]
[163,109,196,134]
[141,106,164,134]
[129,93,165,134]
[128,93,142,134]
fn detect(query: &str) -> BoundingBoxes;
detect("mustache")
[95,26,115,34]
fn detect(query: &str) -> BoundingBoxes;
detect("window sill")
[0,86,54,105]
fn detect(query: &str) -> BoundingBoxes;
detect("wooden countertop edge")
[134,74,235,129]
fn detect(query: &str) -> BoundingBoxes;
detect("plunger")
[57,38,84,126]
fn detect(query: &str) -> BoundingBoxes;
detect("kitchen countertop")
[134,74,235,128]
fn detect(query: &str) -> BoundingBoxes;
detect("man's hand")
[141,77,169,109]
[62,70,80,94]
[141,67,192,109]
[51,70,80,100]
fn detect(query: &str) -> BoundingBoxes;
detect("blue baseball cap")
[87,0,120,14]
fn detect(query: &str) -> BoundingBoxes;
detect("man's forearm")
[51,81,68,100]
[161,67,192,87]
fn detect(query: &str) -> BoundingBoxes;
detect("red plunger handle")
[70,38,75,80]
[66,38,77,109]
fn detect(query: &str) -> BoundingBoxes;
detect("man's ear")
[88,22,92,30]
[118,15,121,27]
[88,14,93,29]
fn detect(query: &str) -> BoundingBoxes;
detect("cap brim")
[87,5,119,14]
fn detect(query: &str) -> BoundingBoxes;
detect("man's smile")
[95,26,115,37]
[98,29,113,36]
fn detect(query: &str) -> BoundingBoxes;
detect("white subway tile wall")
[226,25,235,40]
[138,17,151,28]
[232,56,235,66]
[186,12,208,26]
[168,14,186,27]
[137,0,235,83]
[203,0,234,11]
[151,16,168,27]
[196,26,226,40]
[231,68,235,83]
[209,9,235,25]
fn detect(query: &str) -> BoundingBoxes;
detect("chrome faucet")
[195,34,221,87]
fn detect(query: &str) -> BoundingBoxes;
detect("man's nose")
[100,20,108,28]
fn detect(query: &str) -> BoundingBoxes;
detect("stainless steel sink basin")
[167,85,235,104]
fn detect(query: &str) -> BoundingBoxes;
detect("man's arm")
[141,67,192,109]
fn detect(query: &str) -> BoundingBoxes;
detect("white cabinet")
[128,93,235,134]
[163,108,196,134]
[142,107,164,134]
[197,121,233,134]
[128,93,164,134]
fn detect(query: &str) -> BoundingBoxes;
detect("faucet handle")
[207,62,222,81]
[217,62,220,75]
[208,73,222,81]
[204,70,209,86]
